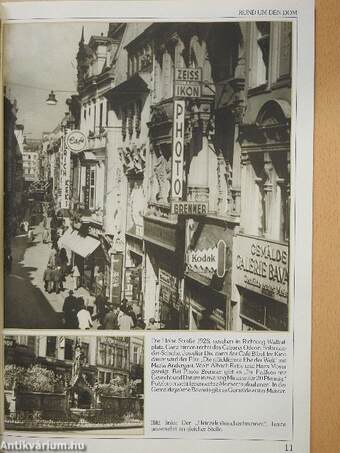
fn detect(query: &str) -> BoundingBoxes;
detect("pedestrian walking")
[42,227,49,243]
[117,306,134,331]
[48,246,57,268]
[102,307,119,330]
[23,220,29,233]
[146,317,157,330]
[52,266,62,294]
[27,228,34,242]
[94,293,109,325]
[127,303,137,328]
[71,264,81,290]
[62,290,78,328]
[77,298,93,330]
[135,314,146,330]
[43,264,53,292]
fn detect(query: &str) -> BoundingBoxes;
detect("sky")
[4,22,109,138]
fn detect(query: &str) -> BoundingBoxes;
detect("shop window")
[64,338,74,361]
[46,336,57,358]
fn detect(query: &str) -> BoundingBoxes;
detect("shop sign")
[159,269,178,306]
[171,100,185,199]
[65,130,87,153]
[84,166,91,209]
[144,217,177,251]
[125,267,142,304]
[171,201,208,216]
[233,234,289,304]
[187,246,217,274]
[174,67,202,98]
[109,253,123,306]
[187,240,227,277]
[60,135,71,210]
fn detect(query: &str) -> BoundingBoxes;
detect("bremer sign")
[174,67,202,98]
[171,100,185,199]
[233,235,289,304]
[65,130,87,152]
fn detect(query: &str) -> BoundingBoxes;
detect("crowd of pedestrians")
[17,201,156,331]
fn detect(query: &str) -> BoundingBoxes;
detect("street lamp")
[46,90,58,106]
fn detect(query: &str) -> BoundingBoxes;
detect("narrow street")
[5,224,64,328]
[4,222,96,329]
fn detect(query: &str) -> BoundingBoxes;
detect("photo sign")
[171,99,185,199]
[233,234,289,304]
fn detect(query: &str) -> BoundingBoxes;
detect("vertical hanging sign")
[171,99,185,199]
[60,132,71,209]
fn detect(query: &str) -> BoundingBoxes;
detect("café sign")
[65,130,87,153]
[233,234,289,304]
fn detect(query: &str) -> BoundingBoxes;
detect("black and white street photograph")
[4,335,144,434]
[4,21,291,331]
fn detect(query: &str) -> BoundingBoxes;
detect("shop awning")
[59,230,100,258]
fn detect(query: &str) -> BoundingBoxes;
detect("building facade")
[5,335,143,392]
[48,21,291,331]
[231,22,291,331]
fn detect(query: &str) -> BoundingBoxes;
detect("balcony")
[87,128,107,151]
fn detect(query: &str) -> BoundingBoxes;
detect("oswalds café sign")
[233,235,289,304]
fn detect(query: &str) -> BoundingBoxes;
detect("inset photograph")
[4,335,144,434]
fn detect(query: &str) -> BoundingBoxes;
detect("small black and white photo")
[4,21,291,331]
[4,335,144,434]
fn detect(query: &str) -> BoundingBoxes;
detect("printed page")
[0,1,314,453]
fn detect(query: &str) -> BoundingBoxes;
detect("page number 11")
[285,444,293,452]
